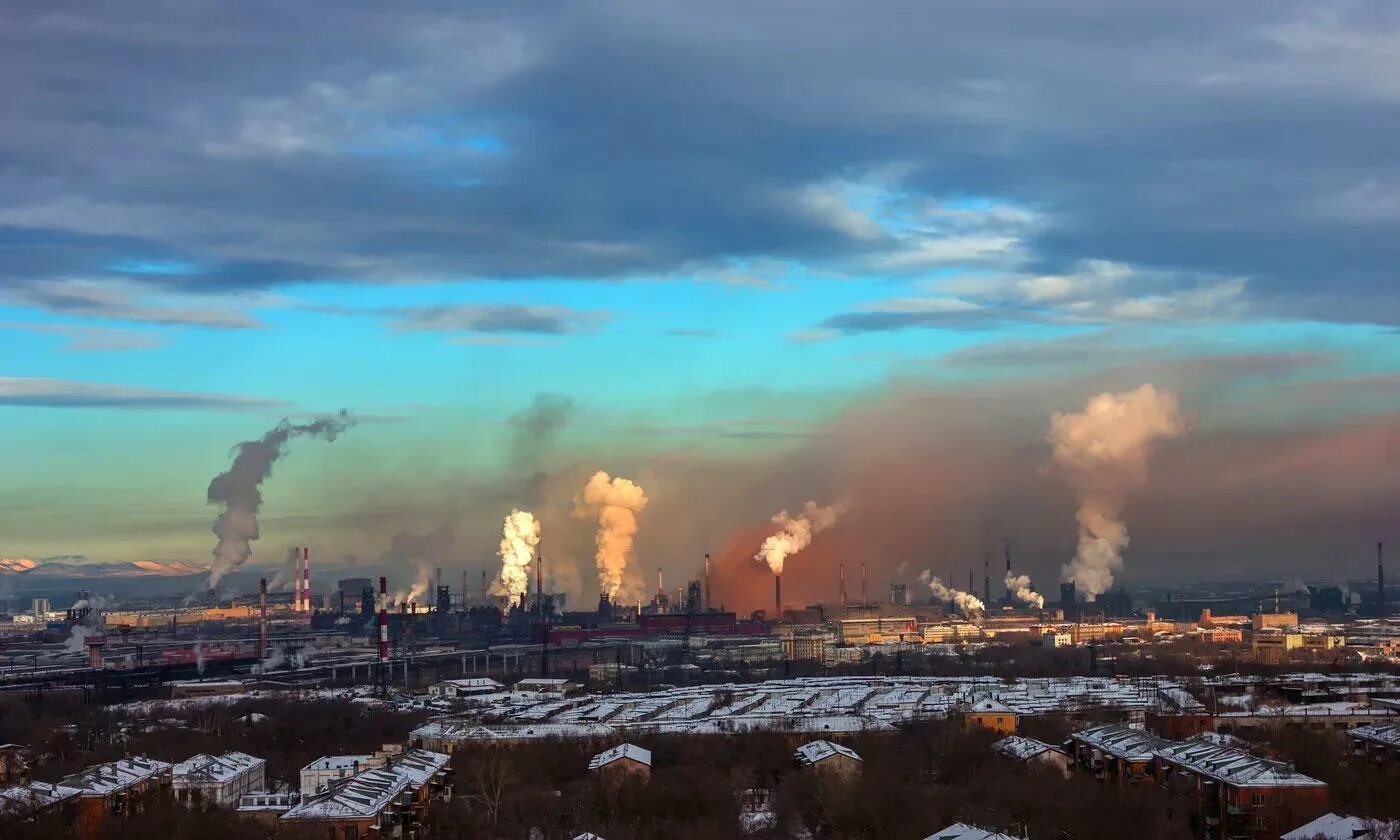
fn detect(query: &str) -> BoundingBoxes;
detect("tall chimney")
[704,553,711,611]
[1380,542,1387,616]
[983,555,991,606]
[969,570,974,596]
[657,566,664,597]
[839,563,847,607]
[301,546,311,613]
[775,573,782,618]
[535,546,544,618]
[259,578,269,664]
[1004,544,1013,603]
[462,569,468,611]
[293,548,303,612]
[378,575,389,662]
[860,563,867,605]
[480,569,488,606]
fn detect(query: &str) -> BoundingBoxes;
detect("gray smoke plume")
[510,392,575,462]
[381,523,454,605]
[205,411,355,590]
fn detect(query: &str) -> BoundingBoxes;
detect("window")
[1250,792,1266,807]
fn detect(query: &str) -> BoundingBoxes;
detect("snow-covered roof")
[1069,724,1170,763]
[1282,812,1399,840]
[992,735,1062,761]
[0,781,81,815]
[61,756,171,796]
[1156,740,1326,789]
[794,740,861,766]
[588,744,652,770]
[302,754,373,773]
[923,822,1021,840]
[1351,722,1400,748]
[282,750,448,822]
[173,752,263,785]
[969,699,1014,715]
[439,677,504,690]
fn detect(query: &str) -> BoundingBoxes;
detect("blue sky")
[2,2,1399,591]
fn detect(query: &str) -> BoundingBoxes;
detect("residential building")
[236,791,302,826]
[0,780,81,821]
[965,699,1017,735]
[991,735,1071,777]
[1350,722,1400,764]
[793,740,862,779]
[1281,812,1399,840]
[1154,738,1328,840]
[1067,724,1171,783]
[172,751,265,807]
[1147,687,1215,740]
[300,754,373,795]
[60,756,173,840]
[280,749,451,839]
[587,744,652,783]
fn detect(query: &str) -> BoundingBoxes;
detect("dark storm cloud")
[3,2,1399,319]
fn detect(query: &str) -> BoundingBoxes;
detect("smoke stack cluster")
[204,412,353,591]
[1049,384,1185,598]
[573,471,648,600]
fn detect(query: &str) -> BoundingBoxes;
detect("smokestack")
[378,576,387,609]
[704,553,711,611]
[536,546,544,618]
[480,569,488,606]
[775,573,782,617]
[259,578,268,663]
[302,547,311,613]
[969,570,974,598]
[658,566,664,596]
[839,563,847,607]
[1004,544,1013,603]
[1380,542,1387,616]
[983,554,991,607]
[861,563,867,605]
[87,635,105,670]
[293,548,303,612]
[378,606,388,662]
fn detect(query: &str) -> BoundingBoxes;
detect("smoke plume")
[754,501,845,575]
[1003,572,1044,609]
[380,523,453,606]
[206,411,354,590]
[572,471,648,599]
[493,509,541,601]
[1048,384,1186,598]
[920,569,985,617]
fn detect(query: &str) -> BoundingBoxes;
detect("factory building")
[1154,738,1328,839]
[172,752,265,808]
[837,616,917,644]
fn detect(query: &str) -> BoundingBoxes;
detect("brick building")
[1067,723,1171,783]
[1154,738,1327,839]
[60,756,173,840]
[172,751,265,808]
[587,744,652,783]
[793,740,862,780]
[279,749,451,839]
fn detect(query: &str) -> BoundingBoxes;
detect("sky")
[2,2,1399,604]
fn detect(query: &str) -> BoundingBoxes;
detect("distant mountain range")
[0,557,207,578]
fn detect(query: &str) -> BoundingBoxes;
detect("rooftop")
[0,781,81,816]
[1156,740,1326,789]
[794,740,861,766]
[302,754,373,773]
[992,735,1062,761]
[588,744,652,770]
[173,752,263,785]
[1282,812,1399,840]
[283,750,448,822]
[1351,722,1400,748]
[1069,724,1171,763]
[61,756,171,796]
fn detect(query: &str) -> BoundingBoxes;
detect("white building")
[173,752,265,807]
[924,823,1022,840]
[299,754,372,795]
[428,677,504,699]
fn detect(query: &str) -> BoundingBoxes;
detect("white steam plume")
[1049,384,1186,599]
[754,501,845,575]
[1004,572,1045,609]
[572,471,648,599]
[206,412,354,590]
[493,509,540,602]
[920,569,985,618]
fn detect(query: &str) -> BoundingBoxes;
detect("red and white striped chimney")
[377,575,389,662]
[301,546,311,613]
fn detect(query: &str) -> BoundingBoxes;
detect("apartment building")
[1154,739,1327,840]
[172,751,265,807]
